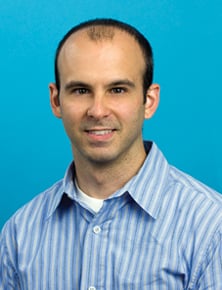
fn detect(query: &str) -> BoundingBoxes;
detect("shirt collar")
[47,141,170,220]
[46,163,77,219]
[123,141,170,219]
[107,141,170,219]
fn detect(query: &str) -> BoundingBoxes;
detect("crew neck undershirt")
[75,179,104,213]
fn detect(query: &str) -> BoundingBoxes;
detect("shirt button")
[88,287,96,290]
[93,225,101,234]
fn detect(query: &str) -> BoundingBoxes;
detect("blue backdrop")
[1,0,222,229]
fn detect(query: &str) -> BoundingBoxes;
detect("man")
[0,18,222,290]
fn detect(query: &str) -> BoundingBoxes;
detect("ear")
[144,83,160,119]
[49,83,62,118]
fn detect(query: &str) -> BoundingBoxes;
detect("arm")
[0,223,21,290]
[190,227,222,289]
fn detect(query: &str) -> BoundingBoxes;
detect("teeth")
[89,130,113,135]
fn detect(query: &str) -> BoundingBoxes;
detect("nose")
[87,94,110,119]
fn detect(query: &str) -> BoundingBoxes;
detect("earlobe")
[144,83,160,119]
[49,83,62,118]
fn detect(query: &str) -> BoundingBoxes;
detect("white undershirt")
[75,179,104,213]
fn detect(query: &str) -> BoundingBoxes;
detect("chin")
[85,150,120,165]
[88,155,116,164]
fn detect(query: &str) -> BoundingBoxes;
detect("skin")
[49,28,160,199]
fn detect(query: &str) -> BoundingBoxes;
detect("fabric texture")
[1,141,222,290]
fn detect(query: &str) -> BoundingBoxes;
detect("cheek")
[60,101,85,120]
[60,106,81,133]
[117,102,145,122]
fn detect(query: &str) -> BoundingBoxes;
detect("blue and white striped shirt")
[1,141,222,289]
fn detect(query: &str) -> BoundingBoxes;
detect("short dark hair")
[54,18,154,102]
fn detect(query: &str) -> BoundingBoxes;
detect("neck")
[73,144,147,199]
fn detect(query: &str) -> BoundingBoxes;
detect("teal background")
[0,0,222,229]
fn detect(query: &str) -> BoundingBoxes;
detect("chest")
[17,200,191,290]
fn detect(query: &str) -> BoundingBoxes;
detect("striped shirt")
[1,141,222,290]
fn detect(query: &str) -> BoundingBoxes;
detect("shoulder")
[159,164,222,249]
[159,165,222,287]
[165,165,222,251]
[168,165,222,206]
[0,179,64,284]
[1,179,64,239]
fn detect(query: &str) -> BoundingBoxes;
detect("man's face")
[50,29,159,166]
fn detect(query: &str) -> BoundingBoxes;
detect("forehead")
[58,26,145,64]
[57,27,146,83]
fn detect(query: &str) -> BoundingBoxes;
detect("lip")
[85,128,116,142]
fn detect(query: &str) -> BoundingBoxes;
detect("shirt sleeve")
[0,222,21,290]
[192,226,222,289]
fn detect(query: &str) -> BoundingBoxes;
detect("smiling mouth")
[86,129,115,136]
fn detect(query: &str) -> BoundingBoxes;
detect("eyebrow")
[64,79,136,91]
[64,81,91,91]
[108,79,136,88]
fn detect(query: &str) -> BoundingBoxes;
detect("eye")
[72,88,90,95]
[110,87,126,94]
